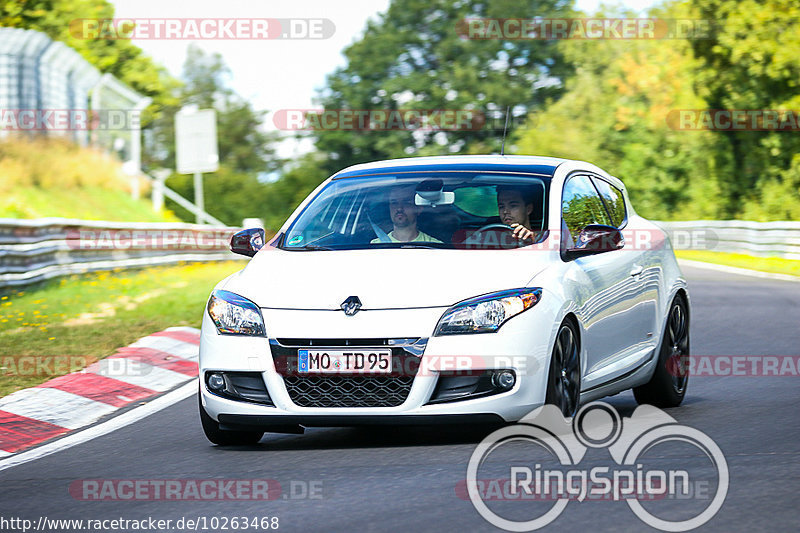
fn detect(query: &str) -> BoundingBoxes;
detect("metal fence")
[657,220,800,261]
[0,218,244,289]
[0,27,149,174]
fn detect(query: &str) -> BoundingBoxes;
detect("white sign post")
[175,109,219,224]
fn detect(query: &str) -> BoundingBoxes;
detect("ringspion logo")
[465,402,728,531]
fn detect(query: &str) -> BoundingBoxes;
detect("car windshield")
[281,171,549,250]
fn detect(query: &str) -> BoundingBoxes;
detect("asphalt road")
[1,264,798,533]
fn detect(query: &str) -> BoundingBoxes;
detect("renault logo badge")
[341,296,362,316]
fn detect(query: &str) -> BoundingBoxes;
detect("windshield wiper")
[399,244,439,249]
[296,244,333,251]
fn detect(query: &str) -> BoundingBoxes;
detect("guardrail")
[2,218,797,289]
[656,220,800,261]
[0,218,245,289]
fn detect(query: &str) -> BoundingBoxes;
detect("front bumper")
[199,301,559,427]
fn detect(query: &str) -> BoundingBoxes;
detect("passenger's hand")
[510,223,535,242]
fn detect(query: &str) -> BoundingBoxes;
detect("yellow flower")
[48,337,55,341]
[0,296,7,300]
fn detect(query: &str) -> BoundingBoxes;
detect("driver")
[497,186,537,242]
[371,186,441,243]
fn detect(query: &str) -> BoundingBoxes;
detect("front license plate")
[298,349,392,374]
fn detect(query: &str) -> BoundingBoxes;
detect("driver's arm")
[510,223,535,242]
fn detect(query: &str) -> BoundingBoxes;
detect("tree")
[146,45,278,174]
[514,5,727,220]
[688,0,800,219]
[514,0,800,221]
[156,46,281,225]
[261,153,330,231]
[313,0,575,174]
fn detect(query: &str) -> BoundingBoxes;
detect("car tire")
[545,318,581,417]
[633,294,689,408]
[199,391,264,446]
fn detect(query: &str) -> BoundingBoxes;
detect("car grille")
[282,375,414,408]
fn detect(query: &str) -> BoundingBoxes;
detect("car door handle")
[630,264,644,277]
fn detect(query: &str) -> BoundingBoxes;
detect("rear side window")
[454,186,497,217]
[561,175,611,243]
[592,178,626,227]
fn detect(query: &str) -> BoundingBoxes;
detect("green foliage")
[145,45,279,174]
[165,167,270,226]
[689,0,800,218]
[0,137,177,221]
[0,261,243,398]
[313,0,574,174]
[154,46,282,226]
[260,153,330,231]
[514,0,799,221]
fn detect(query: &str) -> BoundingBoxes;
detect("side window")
[561,175,611,245]
[591,178,626,227]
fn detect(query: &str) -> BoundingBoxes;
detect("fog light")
[208,373,226,391]
[492,370,516,390]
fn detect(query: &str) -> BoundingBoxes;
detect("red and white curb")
[0,327,200,457]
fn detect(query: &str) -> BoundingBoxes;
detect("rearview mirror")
[230,228,265,257]
[415,178,454,207]
[564,224,624,259]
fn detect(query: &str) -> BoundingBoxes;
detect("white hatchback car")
[199,155,690,445]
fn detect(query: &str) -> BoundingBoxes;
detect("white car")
[199,155,690,445]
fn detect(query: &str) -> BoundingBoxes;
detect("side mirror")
[565,224,624,259]
[230,228,265,257]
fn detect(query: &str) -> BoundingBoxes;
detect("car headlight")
[434,288,542,335]
[207,290,266,336]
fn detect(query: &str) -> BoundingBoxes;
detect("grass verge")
[675,250,800,278]
[0,261,244,398]
[0,185,179,222]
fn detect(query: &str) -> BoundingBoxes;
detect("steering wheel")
[471,223,514,234]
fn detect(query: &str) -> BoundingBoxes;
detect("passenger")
[371,186,441,243]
